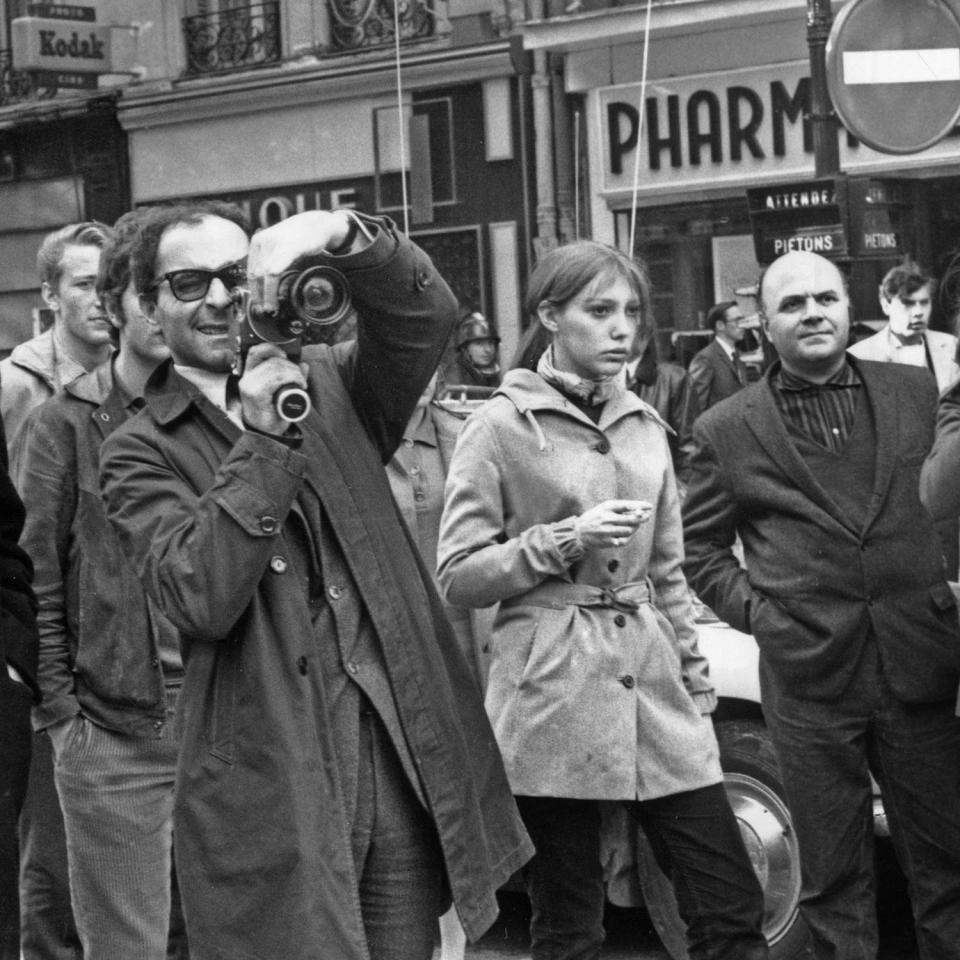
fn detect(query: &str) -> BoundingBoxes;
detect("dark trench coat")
[100,224,532,960]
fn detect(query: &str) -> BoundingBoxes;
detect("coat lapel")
[858,362,898,533]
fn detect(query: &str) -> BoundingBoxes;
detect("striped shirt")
[772,361,862,453]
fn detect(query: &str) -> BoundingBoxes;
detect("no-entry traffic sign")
[826,0,960,154]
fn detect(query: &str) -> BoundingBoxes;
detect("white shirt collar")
[715,337,737,361]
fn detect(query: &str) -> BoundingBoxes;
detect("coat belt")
[503,579,652,613]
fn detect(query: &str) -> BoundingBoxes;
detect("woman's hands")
[573,499,654,550]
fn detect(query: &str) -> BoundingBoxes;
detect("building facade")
[521,0,960,354]
[0,0,535,361]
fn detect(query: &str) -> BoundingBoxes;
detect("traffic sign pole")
[807,0,840,177]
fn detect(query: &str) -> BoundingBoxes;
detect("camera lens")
[290,266,351,327]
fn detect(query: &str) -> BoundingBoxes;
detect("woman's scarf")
[536,345,626,406]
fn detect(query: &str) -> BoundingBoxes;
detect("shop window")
[327,0,434,52]
[374,98,455,220]
[616,199,753,361]
[412,225,484,317]
[182,0,281,76]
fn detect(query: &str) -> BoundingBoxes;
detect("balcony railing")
[527,0,666,19]
[182,2,281,76]
[328,0,435,52]
[0,48,58,106]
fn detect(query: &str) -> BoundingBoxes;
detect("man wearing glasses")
[99,202,532,960]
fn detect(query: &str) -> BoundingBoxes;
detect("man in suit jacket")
[682,250,960,959]
[849,261,959,390]
[687,300,748,415]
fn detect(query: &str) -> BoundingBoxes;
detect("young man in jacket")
[5,221,115,960]
[99,202,532,960]
[14,212,187,960]
[1,221,115,450]
[682,250,960,959]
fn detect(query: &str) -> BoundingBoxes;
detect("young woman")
[437,241,768,960]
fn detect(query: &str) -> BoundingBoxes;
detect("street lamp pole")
[807,0,840,177]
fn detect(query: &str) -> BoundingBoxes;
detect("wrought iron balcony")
[182,2,281,76]
[0,48,57,106]
[328,0,435,52]
[526,0,666,19]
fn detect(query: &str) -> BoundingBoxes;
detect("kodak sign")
[11,16,111,74]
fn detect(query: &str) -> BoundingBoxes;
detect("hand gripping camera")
[240,257,352,422]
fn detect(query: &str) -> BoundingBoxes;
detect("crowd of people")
[0,202,959,960]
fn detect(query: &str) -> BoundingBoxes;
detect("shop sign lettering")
[11,17,111,74]
[198,182,367,232]
[38,30,104,59]
[760,226,847,261]
[597,61,960,199]
[239,188,360,230]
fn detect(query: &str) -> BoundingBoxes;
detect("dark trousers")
[516,787,768,960]
[763,643,960,960]
[0,680,32,960]
[19,731,81,960]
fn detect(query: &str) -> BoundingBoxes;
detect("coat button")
[595,439,611,454]
[269,556,288,574]
[346,661,358,674]
[151,657,160,668]
[614,614,627,627]
[608,559,620,572]
[98,412,110,422]
[259,515,278,533]
[620,675,635,689]
[297,656,308,676]
[328,585,344,600]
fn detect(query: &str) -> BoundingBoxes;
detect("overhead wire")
[393,0,410,236]
[628,0,654,258]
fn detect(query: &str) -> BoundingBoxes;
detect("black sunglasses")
[151,262,247,302]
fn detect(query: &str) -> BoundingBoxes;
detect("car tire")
[636,719,810,960]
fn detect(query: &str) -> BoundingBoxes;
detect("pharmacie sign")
[597,60,960,200]
[11,12,110,74]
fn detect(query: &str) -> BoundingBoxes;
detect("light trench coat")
[437,369,722,800]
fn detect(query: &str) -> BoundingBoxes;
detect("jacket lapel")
[858,361,898,533]
[927,332,958,391]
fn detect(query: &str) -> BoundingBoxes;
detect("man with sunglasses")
[99,202,532,960]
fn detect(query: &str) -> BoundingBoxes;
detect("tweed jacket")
[849,326,959,391]
[100,222,531,960]
[683,358,960,704]
[437,370,721,801]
